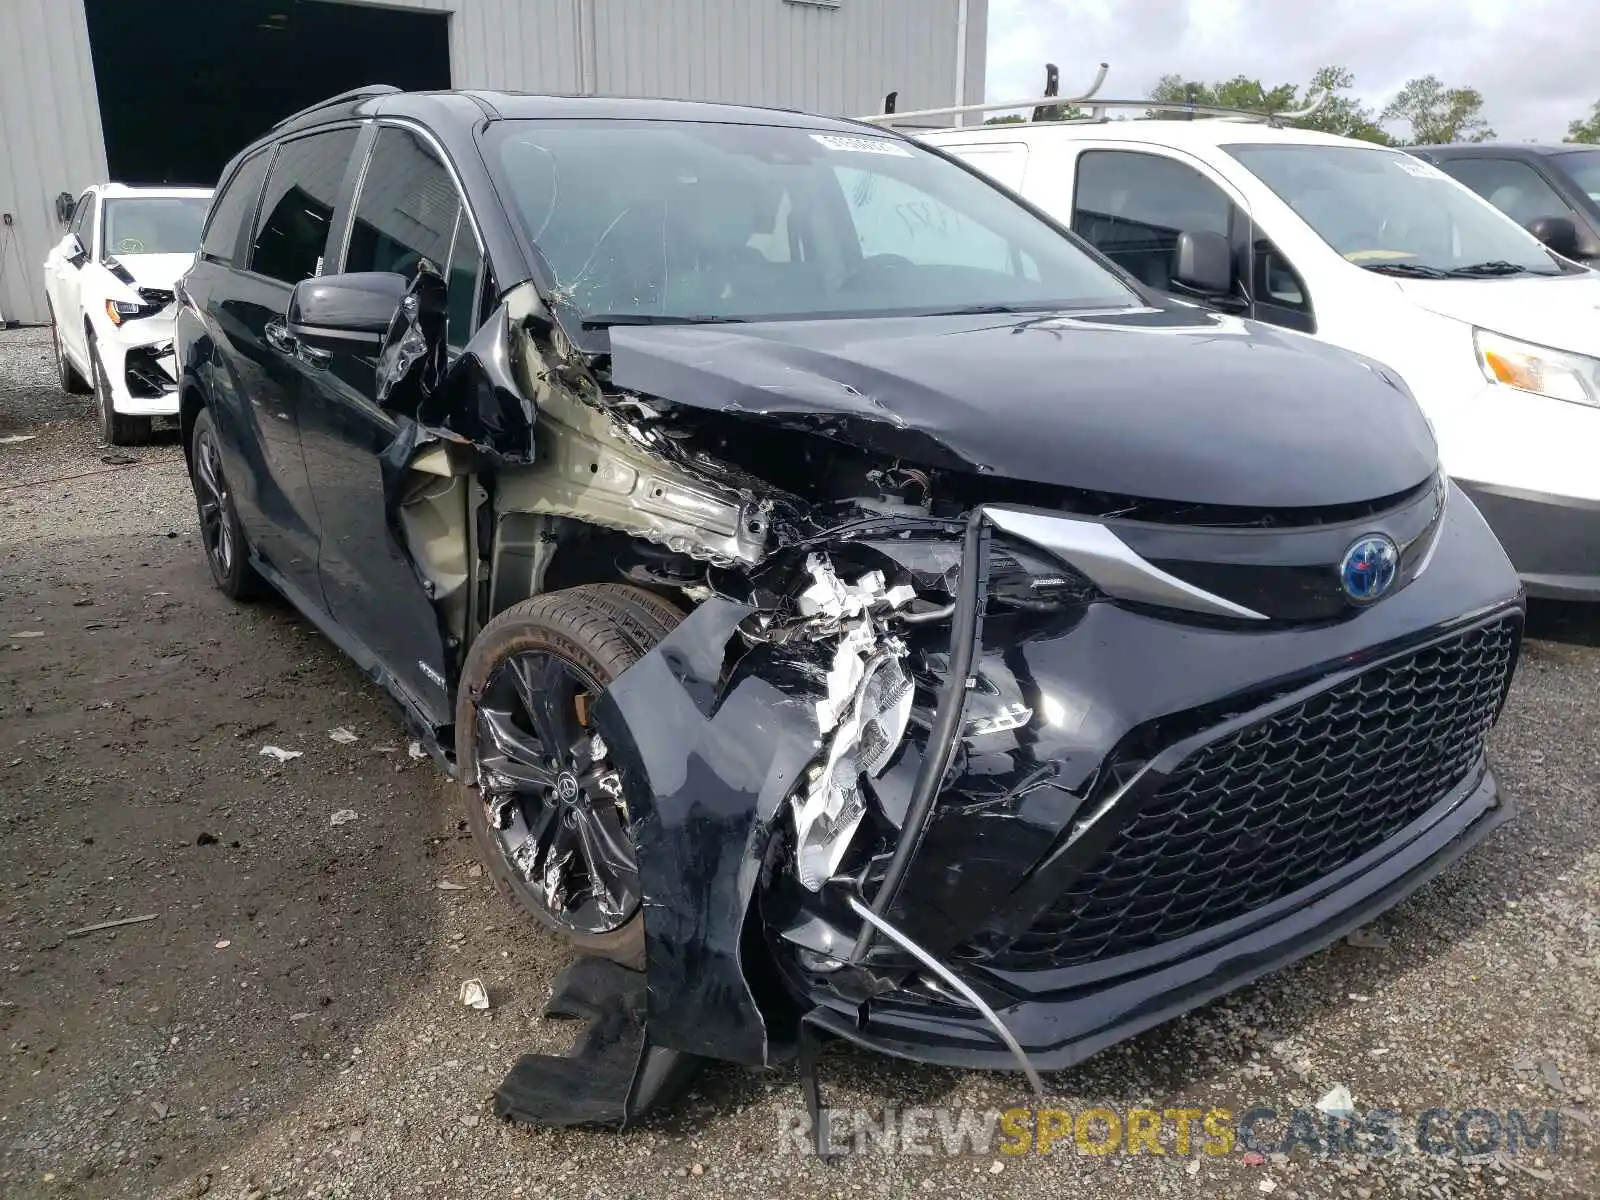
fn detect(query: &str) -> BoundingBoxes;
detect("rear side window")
[201,150,271,265]
[1073,150,1236,291]
[249,127,360,285]
[345,125,483,347]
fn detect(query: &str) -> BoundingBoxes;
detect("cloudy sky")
[985,0,1598,141]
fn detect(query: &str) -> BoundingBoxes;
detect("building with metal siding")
[0,0,987,325]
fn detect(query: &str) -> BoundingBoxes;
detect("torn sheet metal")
[420,304,536,461]
[375,262,449,418]
[591,598,821,1066]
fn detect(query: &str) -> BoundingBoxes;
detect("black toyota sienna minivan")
[175,85,1523,1130]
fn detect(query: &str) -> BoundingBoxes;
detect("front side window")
[1226,143,1567,277]
[1435,158,1574,226]
[345,125,481,348]
[68,193,94,243]
[202,150,272,265]
[485,119,1135,329]
[102,196,210,257]
[1073,150,1235,291]
[1552,149,1600,206]
[249,127,360,285]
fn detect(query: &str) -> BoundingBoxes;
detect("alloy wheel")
[192,428,236,577]
[474,651,638,934]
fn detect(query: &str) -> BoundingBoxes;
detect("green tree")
[1380,75,1495,145]
[1565,101,1600,143]
[1146,73,1298,118]
[1294,66,1391,144]
[1143,66,1390,144]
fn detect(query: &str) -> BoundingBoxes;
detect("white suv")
[916,115,1600,601]
[43,184,212,444]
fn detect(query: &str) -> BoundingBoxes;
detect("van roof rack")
[861,63,1327,128]
[273,84,401,130]
[863,61,1109,127]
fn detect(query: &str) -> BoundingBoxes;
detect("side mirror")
[286,271,410,354]
[1525,215,1580,259]
[1171,229,1234,296]
[64,233,89,267]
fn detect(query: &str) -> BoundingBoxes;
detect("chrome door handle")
[297,342,331,369]
[264,319,295,354]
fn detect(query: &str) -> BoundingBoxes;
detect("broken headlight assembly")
[785,534,1097,894]
[987,537,1098,611]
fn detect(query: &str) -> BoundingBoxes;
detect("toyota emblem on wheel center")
[1340,535,1400,603]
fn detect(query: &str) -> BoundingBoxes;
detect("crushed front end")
[594,470,1523,1093]
[373,274,1522,1129]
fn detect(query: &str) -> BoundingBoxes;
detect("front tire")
[456,585,683,968]
[88,331,152,446]
[188,406,263,600]
[50,307,91,395]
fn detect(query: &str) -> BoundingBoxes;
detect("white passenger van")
[894,94,1600,599]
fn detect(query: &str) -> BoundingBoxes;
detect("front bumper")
[801,741,1509,1072]
[1458,480,1600,601]
[91,308,179,415]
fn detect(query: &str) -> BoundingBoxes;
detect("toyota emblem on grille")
[1340,535,1400,603]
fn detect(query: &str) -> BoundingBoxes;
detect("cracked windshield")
[488,119,1135,324]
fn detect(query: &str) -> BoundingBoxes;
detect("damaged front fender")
[592,598,821,1065]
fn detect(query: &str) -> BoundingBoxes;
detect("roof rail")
[272,84,401,130]
[1075,92,1329,125]
[861,65,1329,128]
[862,60,1109,126]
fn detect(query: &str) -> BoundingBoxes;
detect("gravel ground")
[1,323,1597,1199]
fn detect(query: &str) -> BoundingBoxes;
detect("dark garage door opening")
[85,0,450,188]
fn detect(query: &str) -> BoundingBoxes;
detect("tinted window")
[346,126,461,276]
[1437,158,1574,226]
[1074,150,1235,290]
[1557,149,1600,204]
[249,128,360,285]
[202,150,271,264]
[487,119,1135,327]
[103,197,210,257]
[345,125,482,347]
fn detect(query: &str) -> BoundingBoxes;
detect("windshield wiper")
[581,313,750,329]
[1358,262,1450,279]
[1445,261,1536,277]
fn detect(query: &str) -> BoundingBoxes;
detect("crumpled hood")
[606,306,1438,509]
[104,252,194,291]
[1397,270,1600,354]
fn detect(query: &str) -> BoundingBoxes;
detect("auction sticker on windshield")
[811,133,913,157]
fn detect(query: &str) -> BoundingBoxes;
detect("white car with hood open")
[43,184,212,444]
[895,74,1600,600]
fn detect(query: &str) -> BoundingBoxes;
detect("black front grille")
[995,618,1519,971]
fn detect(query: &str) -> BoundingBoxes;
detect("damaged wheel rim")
[192,429,234,575]
[475,651,639,935]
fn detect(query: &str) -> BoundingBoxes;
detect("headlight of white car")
[1475,329,1600,408]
